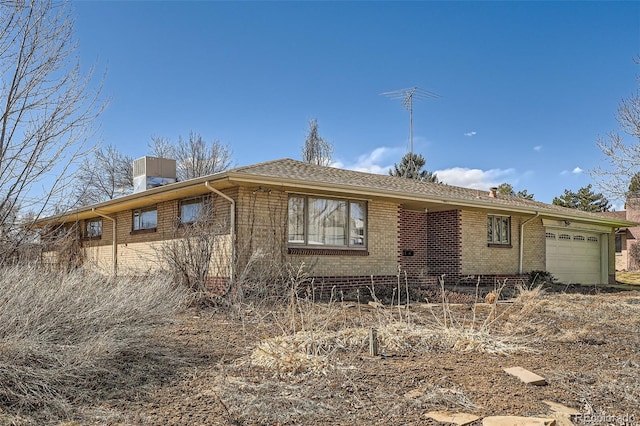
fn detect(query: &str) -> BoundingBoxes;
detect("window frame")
[179,196,212,225]
[132,206,158,232]
[287,194,367,249]
[487,214,511,246]
[84,218,102,239]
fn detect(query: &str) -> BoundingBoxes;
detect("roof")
[35,158,636,228]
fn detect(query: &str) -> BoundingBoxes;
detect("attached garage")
[545,225,606,284]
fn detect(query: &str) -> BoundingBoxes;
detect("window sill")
[288,247,369,256]
[130,228,157,235]
[81,236,102,241]
[487,243,512,248]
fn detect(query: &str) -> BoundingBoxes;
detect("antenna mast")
[381,86,439,154]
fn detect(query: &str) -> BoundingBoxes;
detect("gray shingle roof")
[231,158,630,224]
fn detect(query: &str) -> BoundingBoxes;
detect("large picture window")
[288,195,366,248]
[179,196,211,224]
[487,215,510,245]
[132,206,158,231]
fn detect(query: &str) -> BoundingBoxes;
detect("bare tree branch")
[149,132,233,181]
[0,0,105,262]
[591,56,640,201]
[302,119,333,166]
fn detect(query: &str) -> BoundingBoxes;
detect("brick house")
[600,197,640,271]
[36,158,634,291]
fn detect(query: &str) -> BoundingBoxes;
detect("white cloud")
[533,145,542,152]
[572,167,583,174]
[434,167,516,190]
[332,146,403,175]
[464,131,477,137]
[334,147,518,191]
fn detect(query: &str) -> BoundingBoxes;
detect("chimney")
[133,156,177,193]
[489,187,498,198]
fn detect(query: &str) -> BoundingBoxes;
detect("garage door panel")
[546,230,600,284]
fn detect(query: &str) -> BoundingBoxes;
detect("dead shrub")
[0,266,188,423]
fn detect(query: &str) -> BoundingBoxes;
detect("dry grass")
[248,279,545,376]
[0,266,188,424]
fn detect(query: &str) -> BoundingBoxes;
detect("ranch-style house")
[37,157,635,292]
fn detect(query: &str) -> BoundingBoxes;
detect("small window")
[615,234,622,253]
[545,232,556,239]
[85,218,102,238]
[588,236,599,243]
[573,235,585,241]
[132,206,157,231]
[487,215,510,245]
[558,234,571,240]
[179,196,211,224]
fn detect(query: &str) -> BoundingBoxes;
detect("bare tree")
[149,132,232,181]
[591,57,640,200]
[148,136,174,159]
[73,144,133,206]
[0,0,104,261]
[302,119,333,166]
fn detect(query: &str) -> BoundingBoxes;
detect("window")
[615,234,622,253]
[487,215,510,245]
[179,196,211,224]
[132,206,157,231]
[288,195,366,248]
[85,218,102,238]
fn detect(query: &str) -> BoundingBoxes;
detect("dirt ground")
[38,287,640,425]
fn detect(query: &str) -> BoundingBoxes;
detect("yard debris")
[426,410,480,425]
[542,400,580,415]
[482,415,556,426]
[503,366,547,385]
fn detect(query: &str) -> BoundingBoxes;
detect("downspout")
[519,211,540,274]
[204,182,236,285]
[92,208,117,275]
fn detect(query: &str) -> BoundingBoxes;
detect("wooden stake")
[369,327,378,356]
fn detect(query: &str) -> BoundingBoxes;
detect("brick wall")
[461,211,545,276]
[399,209,428,278]
[426,210,462,281]
[74,190,234,279]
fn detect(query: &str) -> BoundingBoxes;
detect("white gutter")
[519,211,540,274]
[92,208,117,275]
[204,182,236,284]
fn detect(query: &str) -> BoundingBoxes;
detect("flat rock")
[483,416,556,426]
[551,412,575,426]
[503,366,547,385]
[426,410,480,425]
[542,400,580,415]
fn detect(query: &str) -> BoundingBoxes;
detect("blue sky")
[72,1,639,205]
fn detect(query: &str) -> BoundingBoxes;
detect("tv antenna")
[381,86,440,154]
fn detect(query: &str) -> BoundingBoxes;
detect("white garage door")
[545,230,601,284]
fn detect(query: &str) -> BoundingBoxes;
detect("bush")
[0,266,188,422]
[527,270,556,287]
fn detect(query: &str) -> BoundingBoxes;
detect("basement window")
[85,218,102,239]
[487,215,510,245]
[132,206,157,231]
[179,196,211,224]
[288,195,366,248]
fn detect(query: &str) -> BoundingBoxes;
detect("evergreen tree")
[497,183,534,200]
[552,184,611,212]
[389,152,438,182]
